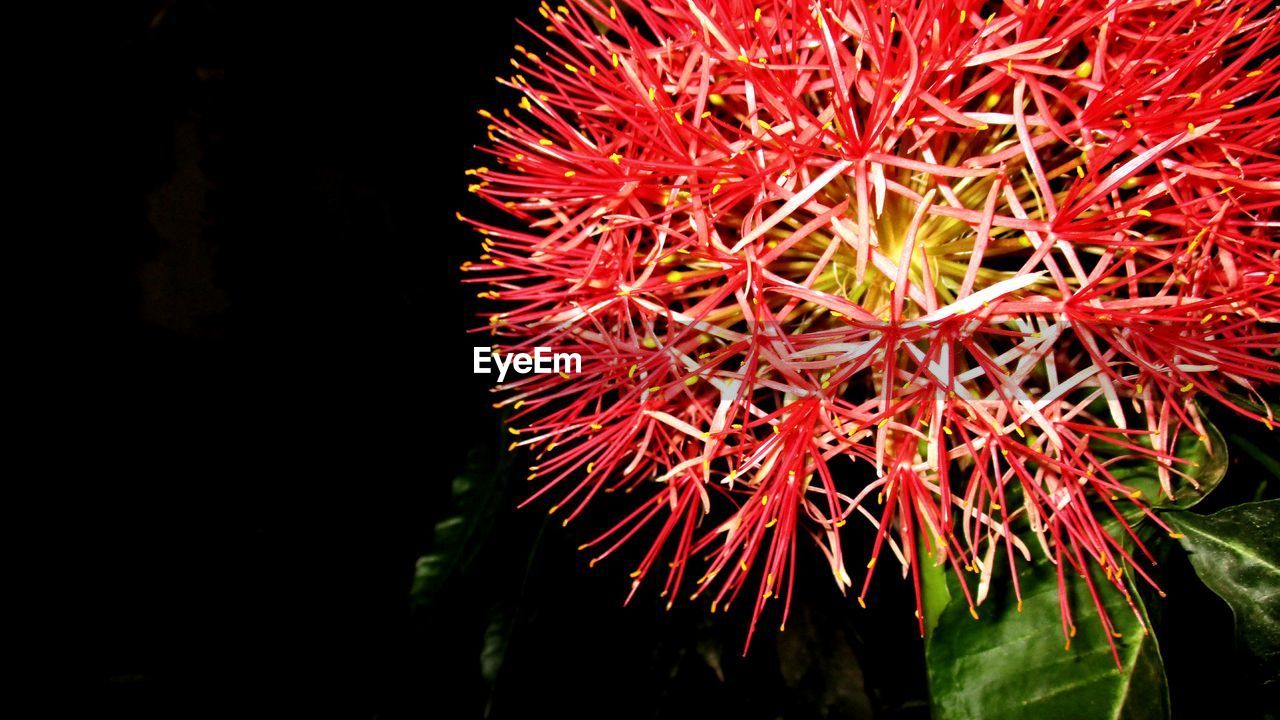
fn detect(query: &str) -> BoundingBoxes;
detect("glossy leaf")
[925,557,1168,720]
[1104,419,1228,516]
[1166,500,1280,685]
[1221,391,1279,420]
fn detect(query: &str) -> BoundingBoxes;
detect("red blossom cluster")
[459,0,1280,659]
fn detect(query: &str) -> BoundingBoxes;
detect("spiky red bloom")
[460,0,1280,659]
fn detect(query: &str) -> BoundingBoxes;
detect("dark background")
[63,2,1271,718]
[70,2,928,717]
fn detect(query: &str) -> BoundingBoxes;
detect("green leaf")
[920,542,951,639]
[1166,500,1280,685]
[1105,419,1228,516]
[1222,391,1279,420]
[481,604,513,685]
[925,557,1168,720]
[411,450,507,609]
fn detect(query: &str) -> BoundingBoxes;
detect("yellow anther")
[1075,60,1093,78]
[564,170,576,178]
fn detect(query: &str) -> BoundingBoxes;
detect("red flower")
[459,0,1280,660]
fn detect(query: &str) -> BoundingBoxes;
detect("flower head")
[460,0,1280,658]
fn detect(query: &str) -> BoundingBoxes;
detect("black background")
[63,2,1273,718]
[71,3,929,717]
